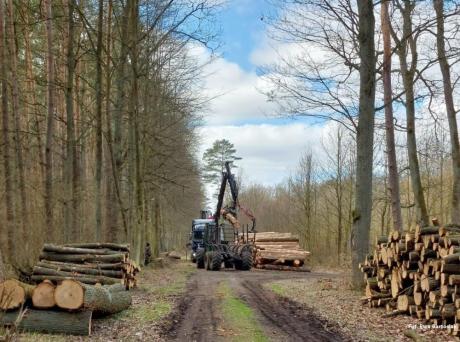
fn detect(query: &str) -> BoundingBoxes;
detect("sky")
[198,0,328,190]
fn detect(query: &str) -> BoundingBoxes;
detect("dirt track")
[163,268,348,342]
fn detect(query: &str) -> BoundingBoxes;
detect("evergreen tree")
[202,139,241,186]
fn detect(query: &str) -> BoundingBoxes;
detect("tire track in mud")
[239,279,347,342]
[163,269,349,342]
[162,275,224,342]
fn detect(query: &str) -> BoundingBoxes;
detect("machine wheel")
[196,249,205,269]
[205,251,222,271]
[235,251,252,271]
[205,251,212,270]
[210,252,222,271]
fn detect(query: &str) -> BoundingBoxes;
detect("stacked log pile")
[0,243,139,336]
[33,243,140,289]
[0,278,132,335]
[360,222,460,336]
[250,232,311,271]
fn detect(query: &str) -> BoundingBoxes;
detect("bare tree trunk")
[351,0,376,288]
[335,130,343,264]
[23,6,44,178]
[65,0,79,241]
[44,0,56,239]
[392,0,429,226]
[433,0,460,225]
[109,0,131,242]
[104,0,113,242]
[75,45,85,239]
[130,0,143,263]
[153,196,161,258]
[0,0,13,262]
[302,154,313,254]
[6,0,28,252]
[381,0,403,232]
[95,0,104,241]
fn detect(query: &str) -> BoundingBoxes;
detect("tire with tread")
[196,249,205,269]
[209,252,222,271]
[235,251,252,271]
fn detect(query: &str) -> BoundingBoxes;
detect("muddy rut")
[163,268,347,342]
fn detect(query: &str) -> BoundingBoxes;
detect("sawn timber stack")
[33,243,140,289]
[360,222,460,336]
[250,232,310,271]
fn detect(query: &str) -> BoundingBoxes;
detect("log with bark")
[32,266,121,285]
[221,210,241,230]
[39,252,126,263]
[36,261,124,278]
[63,243,130,251]
[32,242,138,290]
[43,243,121,255]
[167,251,182,259]
[54,280,131,315]
[255,264,311,272]
[1,308,92,335]
[255,237,300,243]
[0,279,34,310]
[257,250,310,261]
[252,232,310,269]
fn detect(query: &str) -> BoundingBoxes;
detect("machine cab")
[190,219,214,254]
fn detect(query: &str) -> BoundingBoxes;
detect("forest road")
[163,268,347,342]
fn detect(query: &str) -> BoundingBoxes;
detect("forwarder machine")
[196,162,256,271]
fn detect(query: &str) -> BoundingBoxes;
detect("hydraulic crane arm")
[214,161,256,232]
[214,162,234,225]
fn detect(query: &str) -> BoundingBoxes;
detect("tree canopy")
[202,139,241,185]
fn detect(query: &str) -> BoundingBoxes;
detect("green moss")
[268,283,286,296]
[112,263,194,324]
[114,300,171,323]
[19,333,69,342]
[142,261,195,297]
[155,281,186,296]
[218,282,268,342]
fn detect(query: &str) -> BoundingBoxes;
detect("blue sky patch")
[217,0,273,71]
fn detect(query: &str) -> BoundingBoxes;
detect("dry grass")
[266,276,455,342]
[20,260,195,341]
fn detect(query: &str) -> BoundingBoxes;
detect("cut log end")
[0,279,29,310]
[54,279,84,310]
[32,280,56,309]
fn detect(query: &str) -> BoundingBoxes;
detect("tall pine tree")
[202,139,241,192]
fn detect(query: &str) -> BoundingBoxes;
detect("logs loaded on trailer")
[33,243,140,289]
[249,232,311,271]
[360,221,460,336]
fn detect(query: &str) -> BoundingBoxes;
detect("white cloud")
[203,59,276,125]
[198,122,329,187]
[189,44,277,126]
[250,39,304,67]
[191,26,334,195]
